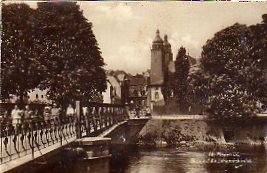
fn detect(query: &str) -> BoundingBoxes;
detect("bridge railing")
[0,102,129,164]
[0,117,76,164]
[78,102,129,137]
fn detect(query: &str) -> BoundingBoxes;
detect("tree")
[161,68,172,103]
[250,14,267,107]
[34,2,106,105]
[1,4,43,103]
[173,47,190,111]
[190,23,266,124]
[250,14,267,67]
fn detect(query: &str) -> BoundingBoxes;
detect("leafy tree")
[190,23,266,123]
[173,47,190,111]
[250,14,267,66]
[34,2,106,105]
[1,4,43,103]
[161,68,172,103]
[250,14,267,107]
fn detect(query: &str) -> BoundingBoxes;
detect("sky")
[10,1,267,74]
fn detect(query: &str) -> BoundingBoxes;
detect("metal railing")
[0,117,76,164]
[0,102,129,164]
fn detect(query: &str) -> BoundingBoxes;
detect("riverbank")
[138,119,267,147]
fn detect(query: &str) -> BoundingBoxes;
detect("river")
[111,145,267,173]
[26,145,267,173]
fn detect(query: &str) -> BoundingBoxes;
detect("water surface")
[24,145,267,173]
[109,145,267,173]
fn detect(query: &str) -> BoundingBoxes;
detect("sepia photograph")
[0,1,267,173]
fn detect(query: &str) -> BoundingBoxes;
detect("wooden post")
[76,101,81,139]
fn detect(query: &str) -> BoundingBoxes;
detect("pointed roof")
[153,29,163,43]
[163,34,171,47]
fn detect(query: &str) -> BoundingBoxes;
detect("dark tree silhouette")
[2,4,43,103]
[250,14,267,107]
[173,47,190,111]
[34,2,106,105]
[2,2,107,105]
[190,23,266,123]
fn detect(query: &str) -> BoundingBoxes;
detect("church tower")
[163,34,173,69]
[150,29,164,86]
[148,30,173,108]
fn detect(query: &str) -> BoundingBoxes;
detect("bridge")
[0,101,149,173]
[1,101,266,173]
[152,113,267,120]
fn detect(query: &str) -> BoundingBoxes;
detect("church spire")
[164,34,168,41]
[153,29,163,43]
[163,34,171,46]
[152,29,163,50]
[163,34,172,54]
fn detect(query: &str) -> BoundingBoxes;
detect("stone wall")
[152,98,203,115]
[138,119,267,146]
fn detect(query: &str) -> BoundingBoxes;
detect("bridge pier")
[75,137,111,160]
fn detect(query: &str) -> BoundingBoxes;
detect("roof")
[129,74,147,86]
[106,70,129,82]
[153,30,163,43]
[163,34,171,47]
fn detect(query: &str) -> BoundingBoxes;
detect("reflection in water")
[27,145,266,173]
[71,158,110,173]
[110,145,267,173]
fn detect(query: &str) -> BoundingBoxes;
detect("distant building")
[147,30,197,111]
[28,88,51,104]
[5,88,51,104]
[128,73,149,110]
[148,30,173,107]
[102,70,129,104]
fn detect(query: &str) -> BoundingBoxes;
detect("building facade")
[128,73,149,111]
[102,70,129,104]
[148,30,173,108]
[27,88,51,104]
[6,88,51,104]
[148,30,197,111]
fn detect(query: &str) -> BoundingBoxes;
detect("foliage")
[1,2,107,105]
[34,2,106,105]
[1,4,43,102]
[189,23,266,123]
[250,14,267,107]
[36,2,106,103]
[161,69,172,102]
[173,47,190,110]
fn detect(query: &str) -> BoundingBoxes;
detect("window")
[36,94,38,99]
[41,95,44,98]
[155,92,159,99]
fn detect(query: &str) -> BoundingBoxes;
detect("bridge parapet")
[0,102,129,171]
[152,113,267,120]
